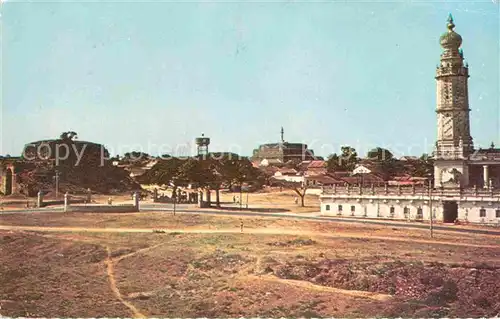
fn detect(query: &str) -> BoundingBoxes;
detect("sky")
[1,0,499,158]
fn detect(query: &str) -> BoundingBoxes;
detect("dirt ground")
[216,189,321,213]
[0,212,499,318]
[88,188,321,213]
[1,188,321,214]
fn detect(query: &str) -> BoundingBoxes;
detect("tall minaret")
[434,14,473,187]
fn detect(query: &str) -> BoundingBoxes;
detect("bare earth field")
[215,190,321,213]
[1,211,500,318]
[0,188,320,215]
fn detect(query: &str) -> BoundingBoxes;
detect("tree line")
[138,153,266,207]
[326,146,434,178]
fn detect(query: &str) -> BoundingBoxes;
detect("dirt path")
[241,275,392,301]
[105,247,147,318]
[114,243,166,263]
[1,225,498,248]
[238,253,392,302]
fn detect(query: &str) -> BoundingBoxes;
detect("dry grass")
[1,212,499,317]
[141,184,320,209]
[1,187,321,213]
[213,189,320,213]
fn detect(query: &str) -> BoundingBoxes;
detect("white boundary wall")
[320,193,500,225]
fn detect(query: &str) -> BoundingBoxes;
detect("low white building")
[272,170,304,183]
[319,185,500,225]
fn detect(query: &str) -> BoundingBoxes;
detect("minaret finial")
[447,13,455,31]
[280,126,284,143]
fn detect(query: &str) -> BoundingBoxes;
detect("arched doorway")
[4,168,13,195]
[442,201,458,223]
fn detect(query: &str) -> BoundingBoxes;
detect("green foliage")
[379,158,405,178]
[326,154,341,172]
[141,157,185,187]
[376,153,433,179]
[326,146,359,172]
[59,131,78,141]
[142,153,262,201]
[411,153,434,178]
[219,156,255,186]
[121,152,151,164]
[180,157,212,189]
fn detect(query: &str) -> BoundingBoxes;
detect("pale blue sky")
[1,1,499,158]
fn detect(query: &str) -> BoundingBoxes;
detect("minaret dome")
[439,14,462,50]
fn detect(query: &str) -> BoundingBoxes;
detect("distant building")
[118,159,158,178]
[299,160,327,176]
[305,174,343,187]
[252,127,319,166]
[272,168,304,183]
[399,156,418,161]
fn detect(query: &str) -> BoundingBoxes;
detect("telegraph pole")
[170,182,176,216]
[246,190,249,209]
[173,195,176,216]
[428,178,434,238]
[239,185,243,210]
[54,170,60,199]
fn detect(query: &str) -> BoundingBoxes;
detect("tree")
[179,157,209,189]
[251,167,270,188]
[220,155,255,187]
[326,153,341,172]
[379,158,404,179]
[143,153,262,208]
[326,146,359,172]
[271,178,308,207]
[60,131,78,141]
[203,156,223,207]
[141,157,186,200]
[340,146,358,171]
[367,147,393,161]
[198,153,255,207]
[411,153,434,178]
[122,152,151,163]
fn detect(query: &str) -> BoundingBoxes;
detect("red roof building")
[306,174,343,187]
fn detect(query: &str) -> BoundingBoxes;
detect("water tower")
[195,133,210,156]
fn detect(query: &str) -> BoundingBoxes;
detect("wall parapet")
[321,185,500,198]
[65,204,139,213]
[320,193,500,203]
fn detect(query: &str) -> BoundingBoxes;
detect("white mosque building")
[319,15,500,225]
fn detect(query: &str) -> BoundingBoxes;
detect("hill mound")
[15,138,141,196]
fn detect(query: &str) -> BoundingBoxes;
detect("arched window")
[325,205,330,211]
[479,208,486,218]
[417,207,423,217]
[404,207,410,215]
